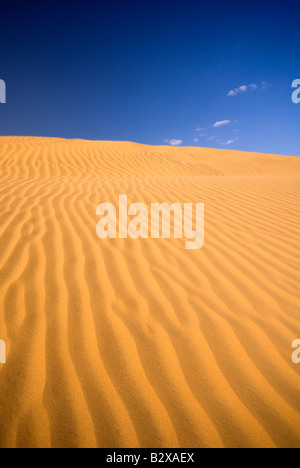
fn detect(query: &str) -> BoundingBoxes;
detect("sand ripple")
[0,137,300,448]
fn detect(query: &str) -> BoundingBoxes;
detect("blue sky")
[0,0,300,155]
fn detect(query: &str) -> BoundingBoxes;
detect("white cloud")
[227,83,260,97]
[194,138,199,143]
[227,85,247,96]
[223,138,238,145]
[165,139,182,146]
[213,120,231,128]
[207,135,217,141]
[196,127,207,137]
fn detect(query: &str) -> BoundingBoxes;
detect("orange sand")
[0,137,300,448]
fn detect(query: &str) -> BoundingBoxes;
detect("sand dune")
[0,137,300,448]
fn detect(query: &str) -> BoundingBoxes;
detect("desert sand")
[0,136,299,448]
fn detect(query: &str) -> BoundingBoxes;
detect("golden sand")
[0,137,299,448]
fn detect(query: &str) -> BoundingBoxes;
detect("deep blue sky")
[0,0,299,155]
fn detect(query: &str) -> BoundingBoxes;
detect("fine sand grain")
[0,137,299,448]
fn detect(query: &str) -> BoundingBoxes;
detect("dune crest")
[0,137,300,448]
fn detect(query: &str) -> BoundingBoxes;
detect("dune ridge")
[0,137,299,448]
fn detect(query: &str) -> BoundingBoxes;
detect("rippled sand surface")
[0,137,299,448]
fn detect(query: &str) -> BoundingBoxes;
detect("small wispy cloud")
[227,82,268,97]
[227,85,250,96]
[195,127,207,137]
[213,120,231,128]
[164,138,183,146]
[223,137,238,145]
[194,138,199,143]
[207,135,217,141]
